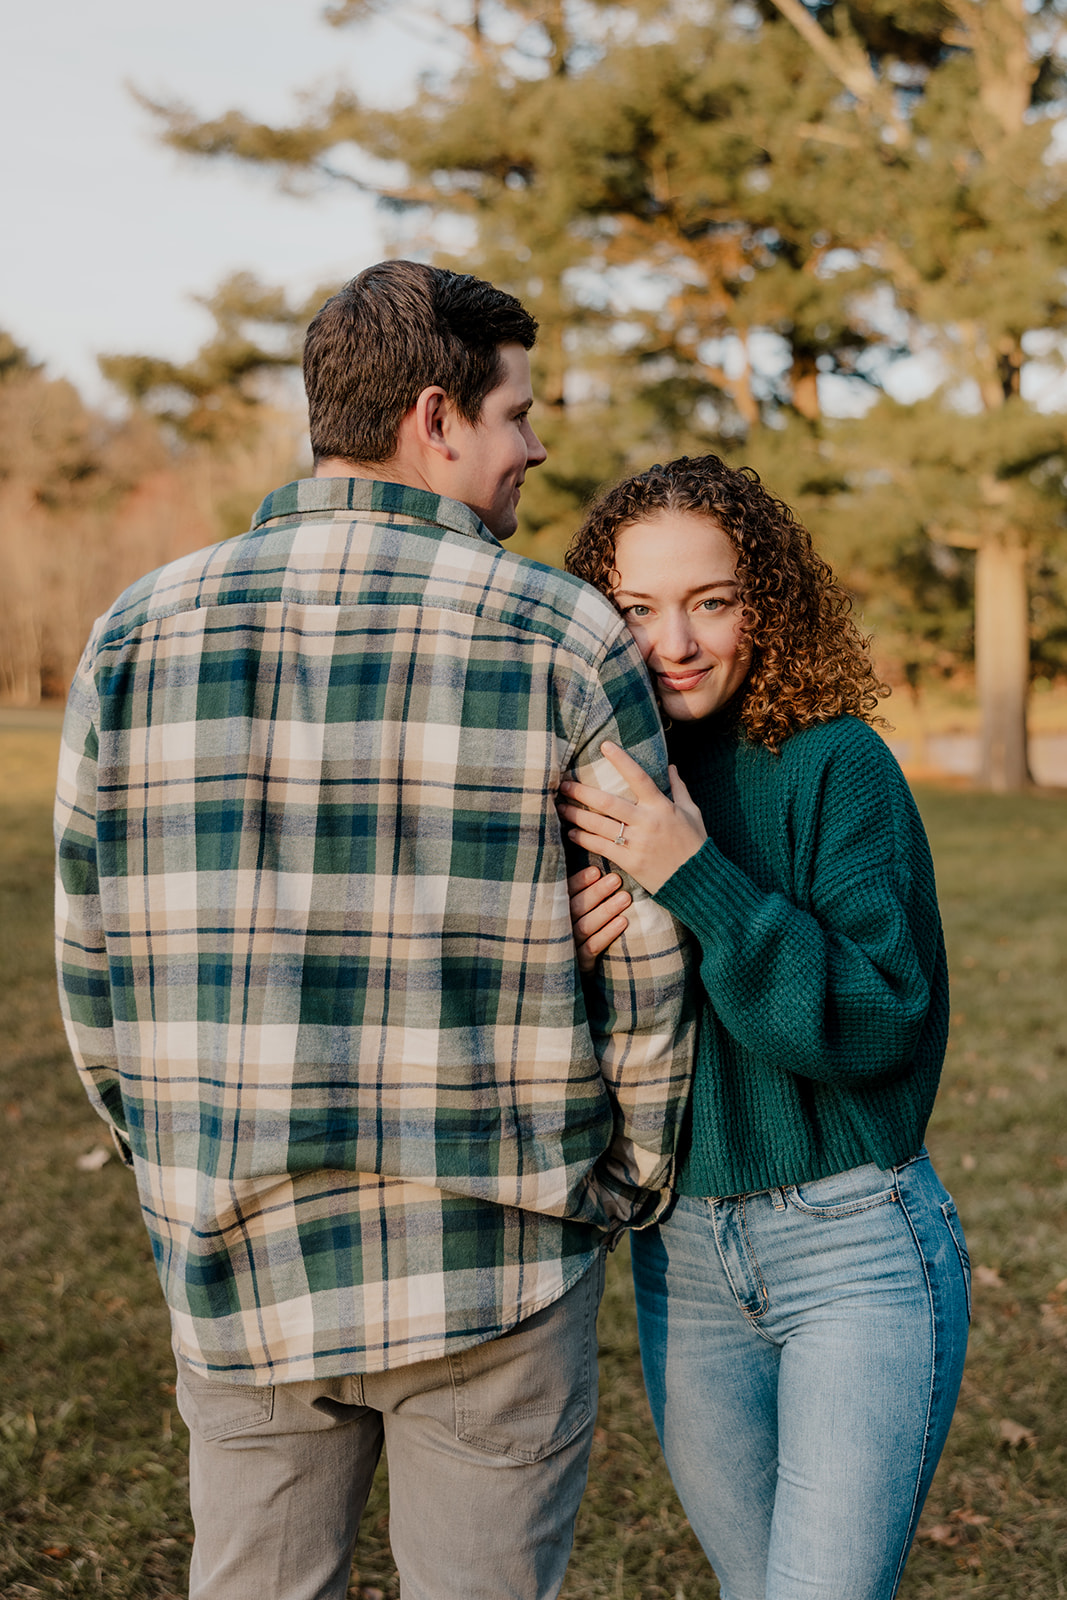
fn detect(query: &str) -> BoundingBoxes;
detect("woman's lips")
[656,667,711,692]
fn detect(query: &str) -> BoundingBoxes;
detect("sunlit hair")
[565,454,888,750]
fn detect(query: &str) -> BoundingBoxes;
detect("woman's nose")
[656,612,699,662]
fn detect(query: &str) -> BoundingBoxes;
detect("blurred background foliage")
[3,0,1067,786]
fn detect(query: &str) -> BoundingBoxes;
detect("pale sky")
[0,0,439,402]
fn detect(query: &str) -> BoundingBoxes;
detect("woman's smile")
[656,665,712,692]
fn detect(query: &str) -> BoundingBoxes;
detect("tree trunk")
[975,533,1030,791]
[790,349,820,421]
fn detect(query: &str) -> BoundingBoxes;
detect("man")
[55,260,691,1600]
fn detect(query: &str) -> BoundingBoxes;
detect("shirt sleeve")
[566,626,696,1226]
[54,637,132,1165]
[652,729,942,1088]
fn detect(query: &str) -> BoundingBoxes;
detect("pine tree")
[135,0,1067,786]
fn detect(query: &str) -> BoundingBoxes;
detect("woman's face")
[612,510,752,724]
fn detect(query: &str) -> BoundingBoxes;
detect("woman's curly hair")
[565,453,888,751]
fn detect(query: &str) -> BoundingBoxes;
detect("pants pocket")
[449,1255,603,1463]
[786,1161,898,1218]
[941,1197,972,1321]
[175,1355,275,1442]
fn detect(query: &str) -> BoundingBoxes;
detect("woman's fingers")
[667,764,691,801]
[567,865,603,896]
[558,777,632,824]
[558,798,620,842]
[566,865,630,970]
[569,872,628,921]
[559,744,659,822]
[565,821,627,870]
[599,741,662,796]
[668,764,708,841]
[574,885,632,938]
[575,912,629,971]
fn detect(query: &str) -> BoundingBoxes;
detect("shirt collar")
[251,477,501,549]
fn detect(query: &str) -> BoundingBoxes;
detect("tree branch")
[766,0,910,146]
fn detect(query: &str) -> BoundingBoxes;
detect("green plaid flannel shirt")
[55,478,692,1383]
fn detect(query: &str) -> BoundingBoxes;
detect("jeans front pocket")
[786,1161,898,1218]
[450,1254,603,1463]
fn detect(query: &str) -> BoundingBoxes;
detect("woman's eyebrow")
[615,579,739,601]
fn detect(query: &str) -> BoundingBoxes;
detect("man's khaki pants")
[175,1252,605,1600]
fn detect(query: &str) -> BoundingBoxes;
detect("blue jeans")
[631,1151,970,1600]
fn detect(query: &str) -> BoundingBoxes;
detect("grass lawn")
[2,720,1065,1599]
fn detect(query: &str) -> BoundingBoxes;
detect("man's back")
[56,477,691,1383]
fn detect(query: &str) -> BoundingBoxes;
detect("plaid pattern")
[55,478,692,1382]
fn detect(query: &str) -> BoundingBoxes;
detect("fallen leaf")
[998,1418,1037,1449]
[40,1545,72,1559]
[1039,1303,1067,1338]
[75,1147,111,1172]
[974,1265,1004,1288]
[920,1523,959,1546]
[961,1153,977,1171]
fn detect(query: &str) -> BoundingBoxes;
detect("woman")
[558,454,970,1600]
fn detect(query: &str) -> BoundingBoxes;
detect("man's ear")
[409,385,455,461]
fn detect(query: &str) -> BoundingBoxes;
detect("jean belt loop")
[771,1187,787,1212]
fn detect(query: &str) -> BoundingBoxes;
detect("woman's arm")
[562,732,945,1088]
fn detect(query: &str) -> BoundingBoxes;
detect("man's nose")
[525,424,547,467]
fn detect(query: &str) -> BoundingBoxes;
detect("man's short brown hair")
[303,260,538,464]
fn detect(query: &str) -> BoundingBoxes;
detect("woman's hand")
[559,741,707,895]
[568,865,633,972]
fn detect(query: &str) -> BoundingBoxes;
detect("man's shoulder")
[86,477,631,677]
[257,476,634,671]
[90,534,242,653]
[478,545,631,665]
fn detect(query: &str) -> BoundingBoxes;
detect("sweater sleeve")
[652,726,942,1087]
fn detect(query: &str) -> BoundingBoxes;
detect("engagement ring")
[613,822,627,846]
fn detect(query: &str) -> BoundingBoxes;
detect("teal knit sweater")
[652,715,949,1199]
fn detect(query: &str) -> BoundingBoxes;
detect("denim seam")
[940,1201,973,1321]
[737,1196,770,1322]
[888,1181,939,1598]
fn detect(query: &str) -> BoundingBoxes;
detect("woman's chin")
[658,691,712,724]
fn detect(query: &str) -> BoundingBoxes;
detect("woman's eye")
[625,604,651,619]
[699,598,724,612]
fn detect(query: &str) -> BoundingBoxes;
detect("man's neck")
[313,456,432,492]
